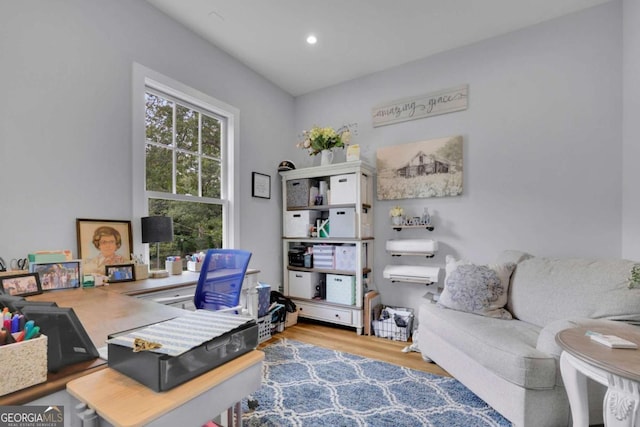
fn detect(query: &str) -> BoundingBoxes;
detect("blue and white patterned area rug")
[242,338,511,427]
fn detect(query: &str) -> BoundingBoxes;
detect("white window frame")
[131,63,240,259]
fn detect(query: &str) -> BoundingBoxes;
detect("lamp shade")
[141,216,174,243]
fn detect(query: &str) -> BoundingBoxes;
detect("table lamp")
[141,216,173,279]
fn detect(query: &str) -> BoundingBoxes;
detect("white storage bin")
[284,210,320,237]
[312,245,335,269]
[334,245,357,272]
[330,173,357,205]
[330,173,369,205]
[288,271,321,299]
[326,274,356,305]
[329,208,356,238]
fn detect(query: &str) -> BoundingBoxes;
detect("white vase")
[392,216,403,226]
[320,149,333,166]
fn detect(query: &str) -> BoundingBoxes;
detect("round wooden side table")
[556,325,640,427]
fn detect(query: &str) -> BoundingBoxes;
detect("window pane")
[202,114,221,158]
[175,105,198,152]
[145,145,172,192]
[176,151,198,196]
[145,93,173,146]
[202,157,221,198]
[148,199,223,268]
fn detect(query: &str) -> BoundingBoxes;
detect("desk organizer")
[187,260,203,272]
[165,261,183,275]
[107,312,258,392]
[0,335,48,396]
[134,264,149,280]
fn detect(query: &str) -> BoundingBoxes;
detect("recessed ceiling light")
[306,35,317,45]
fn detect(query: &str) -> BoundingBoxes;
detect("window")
[132,64,239,267]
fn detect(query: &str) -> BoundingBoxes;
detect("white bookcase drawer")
[295,300,352,325]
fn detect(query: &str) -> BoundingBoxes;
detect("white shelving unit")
[280,161,375,335]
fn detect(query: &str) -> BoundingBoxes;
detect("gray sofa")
[417,250,640,427]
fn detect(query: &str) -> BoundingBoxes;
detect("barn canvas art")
[376,135,463,200]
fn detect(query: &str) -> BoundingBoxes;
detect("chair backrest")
[193,249,252,311]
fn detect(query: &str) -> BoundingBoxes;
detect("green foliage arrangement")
[296,126,351,156]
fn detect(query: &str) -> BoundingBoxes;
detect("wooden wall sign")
[372,84,468,127]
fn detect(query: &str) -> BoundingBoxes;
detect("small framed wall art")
[252,172,271,199]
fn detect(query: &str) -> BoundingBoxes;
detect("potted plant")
[296,126,351,165]
[389,206,404,226]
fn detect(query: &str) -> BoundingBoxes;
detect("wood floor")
[258,318,450,377]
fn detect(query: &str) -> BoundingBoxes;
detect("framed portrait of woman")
[76,219,133,276]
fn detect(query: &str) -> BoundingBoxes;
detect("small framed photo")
[105,264,136,283]
[30,261,82,291]
[0,273,43,297]
[252,172,271,199]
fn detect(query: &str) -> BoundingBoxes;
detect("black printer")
[288,245,306,267]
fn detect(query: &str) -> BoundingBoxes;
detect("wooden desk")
[0,269,261,407]
[0,288,184,405]
[105,269,260,296]
[556,325,640,427]
[67,350,264,427]
[105,271,201,296]
[28,287,185,348]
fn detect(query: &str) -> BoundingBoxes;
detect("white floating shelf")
[386,239,438,258]
[383,265,440,285]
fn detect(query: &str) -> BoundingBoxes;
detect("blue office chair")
[193,249,252,312]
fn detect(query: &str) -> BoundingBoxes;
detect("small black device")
[288,246,306,267]
[0,294,25,311]
[20,306,99,372]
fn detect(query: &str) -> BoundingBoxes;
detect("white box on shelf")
[284,210,320,237]
[288,271,321,299]
[326,274,356,305]
[312,245,335,269]
[334,245,357,272]
[329,208,356,238]
[329,173,369,205]
[330,173,357,205]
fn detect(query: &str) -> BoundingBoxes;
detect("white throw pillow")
[438,255,516,319]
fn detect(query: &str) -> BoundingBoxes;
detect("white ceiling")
[146,0,613,96]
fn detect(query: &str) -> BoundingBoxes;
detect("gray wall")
[0,0,293,285]
[1,1,636,313]
[294,2,628,309]
[623,0,640,260]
